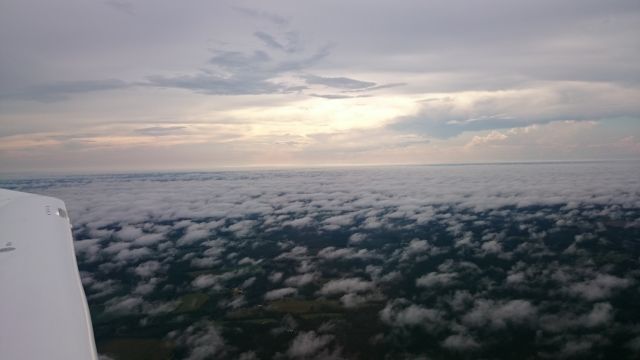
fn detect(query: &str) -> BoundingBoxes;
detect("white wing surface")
[0,189,98,360]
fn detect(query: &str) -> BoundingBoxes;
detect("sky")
[1,0,639,172]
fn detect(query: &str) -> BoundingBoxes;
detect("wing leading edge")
[0,189,98,360]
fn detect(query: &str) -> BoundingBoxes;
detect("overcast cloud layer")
[1,0,639,171]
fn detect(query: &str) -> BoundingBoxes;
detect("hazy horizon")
[2,159,637,178]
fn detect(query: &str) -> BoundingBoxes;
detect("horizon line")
[1,158,638,180]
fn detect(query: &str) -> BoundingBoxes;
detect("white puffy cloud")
[323,213,356,230]
[416,272,457,288]
[238,257,259,266]
[227,220,258,237]
[506,272,526,285]
[463,299,537,329]
[627,336,640,352]
[317,246,378,261]
[318,278,374,296]
[86,279,120,299]
[555,335,609,358]
[133,233,165,247]
[169,321,226,360]
[114,247,152,262]
[540,302,615,333]
[579,302,614,328]
[265,287,298,300]
[133,278,159,295]
[269,272,284,283]
[339,293,367,308]
[380,299,444,331]
[442,333,480,351]
[276,246,309,260]
[283,216,315,229]
[286,331,334,358]
[104,296,144,315]
[348,233,367,245]
[399,239,431,260]
[191,257,220,269]
[74,239,102,262]
[480,240,502,254]
[285,272,319,287]
[568,274,632,301]
[178,227,211,246]
[241,277,256,289]
[116,225,144,241]
[192,274,219,289]
[134,260,162,278]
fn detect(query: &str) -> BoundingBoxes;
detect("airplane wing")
[0,189,98,360]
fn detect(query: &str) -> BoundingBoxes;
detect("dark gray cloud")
[4,41,328,100]
[139,39,334,97]
[390,113,526,139]
[302,75,376,90]
[389,84,640,138]
[231,5,289,26]
[272,45,333,72]
[208,50,272,71]
[254,31,287,52]
[143,42,334,96]
[1,79,130,102]
[341,83,406,93]
[104,0,134,16]
[254,31,300,53]
[0,5,330,102]
[145,72,302,96]
[309,93,370,100]
[134,126,187,136]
